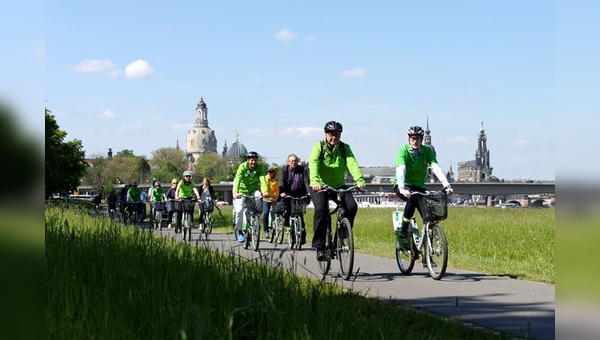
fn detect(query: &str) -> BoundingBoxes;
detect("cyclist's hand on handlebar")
[262,192,269,198]
[355,183,366,191]
[444,186,454,195]
[233,192,242,199]
[312,184,322,192]
[399,188,411,198]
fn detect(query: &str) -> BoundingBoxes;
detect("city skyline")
[41,1,554,180]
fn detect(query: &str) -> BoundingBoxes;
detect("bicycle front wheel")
[425,223,448,280]
[204,212,213,235]
[337,218,354,280]
[293,218,303,250]
[251,216,260,251]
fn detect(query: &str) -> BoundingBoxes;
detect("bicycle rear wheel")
[337,218,354,280]
[251,216,260,251]
[425,223,448,280]
[395,235,415,274]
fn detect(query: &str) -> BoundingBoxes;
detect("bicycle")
[285,196,309,250]
[241,194,262,251]
[269,200,286,245]
[181,198,197,242]
[166,199,183,233]
[317,185,361,281]
[199,196,215,238]
[394,191,449,280]
[152,201,165,230]
[126,201,144,226]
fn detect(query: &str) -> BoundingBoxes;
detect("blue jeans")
[262,201,274,233]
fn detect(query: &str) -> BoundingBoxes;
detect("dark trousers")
[393,185,427,222]
[311,188,357,250]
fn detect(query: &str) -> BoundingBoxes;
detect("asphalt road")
[155,226,555,340]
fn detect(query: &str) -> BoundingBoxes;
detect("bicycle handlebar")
[321,185,364,193]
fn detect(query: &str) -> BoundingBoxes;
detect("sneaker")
[237,233,245,243]
[399,228,408,238]
[316,250,327,261]
[167,223,172,229]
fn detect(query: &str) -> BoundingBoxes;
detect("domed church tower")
[186,97,218,164]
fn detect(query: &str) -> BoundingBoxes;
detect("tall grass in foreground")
[46,206,507,339]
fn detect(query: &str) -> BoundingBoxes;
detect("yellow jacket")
[263,174,279,203]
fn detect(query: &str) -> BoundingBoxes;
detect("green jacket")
[233,162,268,194]
[393,144,438,190]
[309,140,365,188]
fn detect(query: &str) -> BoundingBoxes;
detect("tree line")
[45,108,272,198]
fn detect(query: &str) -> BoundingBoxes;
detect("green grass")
[46,205,509,339]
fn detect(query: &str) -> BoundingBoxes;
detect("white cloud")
[116,123,143,131]
[100,109,115,120]
[245,128,264,136]
[72,59,120,78]
[509,156,529,164]
[340,68,366,78]
[446,135,469,144]
[250,76,264,84]
[287,126,321,137]
[171,123,194,131]
[511,139,529,148]
[275,29,298,42]
[124,59,155,79]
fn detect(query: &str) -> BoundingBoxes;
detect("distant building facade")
[457,121,495,182]
[186,97,218,164]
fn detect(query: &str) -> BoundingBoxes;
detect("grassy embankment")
[46,204,521,339]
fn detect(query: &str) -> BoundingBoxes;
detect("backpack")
[320,140,347,162]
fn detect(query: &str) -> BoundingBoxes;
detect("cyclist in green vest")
[393,125,454,238]
[175,170,201,228]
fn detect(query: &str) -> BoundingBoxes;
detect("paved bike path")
[161,228,555,339]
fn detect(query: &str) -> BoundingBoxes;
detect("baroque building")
[457,121,494,182]
[186,97,218,164]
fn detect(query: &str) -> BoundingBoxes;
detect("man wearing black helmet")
[309,121,366,261]
[393,125,454,239]
[232,151,268,243]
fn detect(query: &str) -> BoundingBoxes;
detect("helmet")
[155,181,161,187]
[407,125,425,137]
[324,120,343,133]
[267,166,279,173]
[247,151,259,159]
[132,182,138,186]
[183,170,193,177]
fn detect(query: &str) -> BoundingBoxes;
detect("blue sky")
[9,1,589,182]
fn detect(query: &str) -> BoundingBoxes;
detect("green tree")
[195,152,229,182]
[45,108,86,197]
[148,147,188,182]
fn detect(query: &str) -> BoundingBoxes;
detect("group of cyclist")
[228,120,453,262]
[104,120,454,262]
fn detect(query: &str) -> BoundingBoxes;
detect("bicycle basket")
[290,199,307,215]
[202,198,215,212]
[273,200,286,215]
[154,201,165,211]
[182,199,197,212]
[245,196,263,213]
[424,193,448,221]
